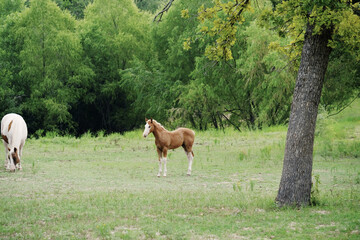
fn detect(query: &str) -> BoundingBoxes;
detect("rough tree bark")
[276,23,333,207]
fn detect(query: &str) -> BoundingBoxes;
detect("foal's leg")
[183,144,194,176]
[183,138,195,176]
[186,151,194,176]
[157,148,162,177]
[162,148,168,177]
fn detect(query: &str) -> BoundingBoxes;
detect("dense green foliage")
[0,0,359,135]
[134,0,167,13]
[53,0,93,19]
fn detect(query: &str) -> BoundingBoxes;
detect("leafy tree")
[152,0,210,84]
[119,59,174,125]
[134,0,167,13]
[78,0,153,132]
[184,18,295,130]
[236,21,295,127]
[158,0,360,206]
[5,0,94,134]
[120,1,209,128]
[268,0,360,207]
[0,65,18,116]
[53,0,93,19]
[0,0,25,116]
[156,1,295,130]
[177,78,222,130]
[148,0,214,127]
[0,0,24,21]
[322,48,360,112]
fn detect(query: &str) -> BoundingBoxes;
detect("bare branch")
[328,93,360,117]
[153,0,175,22]
[221,113,242,132]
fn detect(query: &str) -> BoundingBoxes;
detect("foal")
[143,118,195,177]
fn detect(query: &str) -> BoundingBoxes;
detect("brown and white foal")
[143,118,195,177]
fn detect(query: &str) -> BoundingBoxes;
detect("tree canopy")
[0,0,358,137]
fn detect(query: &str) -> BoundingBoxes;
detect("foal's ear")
[150,118,153,123]
[145,118,148,122]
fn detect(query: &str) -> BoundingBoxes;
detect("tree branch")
[153,0,175,22]
[327,93,360,117]
[221,113,242,132]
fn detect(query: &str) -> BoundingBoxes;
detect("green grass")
[1,101,359,239]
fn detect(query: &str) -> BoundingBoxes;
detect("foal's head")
[143,118,155,138]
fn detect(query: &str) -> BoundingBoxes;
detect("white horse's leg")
[6,155,11,170]
[187,152,193,176]
[4,144,11,170]
[3,142,8,169]
[17,142,24,170]
[16,159,22,170]
[6,155,10,170]
[8,155,15,172]
[4,152,8,169]
[19,141,24,158]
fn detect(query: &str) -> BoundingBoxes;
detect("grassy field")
[1,102,359,239]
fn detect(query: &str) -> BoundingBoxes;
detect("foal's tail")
[191,151,194,157]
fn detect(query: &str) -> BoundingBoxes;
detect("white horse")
[1,113,28,171]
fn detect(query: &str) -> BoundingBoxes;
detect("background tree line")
[0,0,359,136]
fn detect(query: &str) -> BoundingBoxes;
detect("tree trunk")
[276,23,332,207]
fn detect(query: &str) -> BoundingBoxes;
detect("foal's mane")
[152,120,166,131]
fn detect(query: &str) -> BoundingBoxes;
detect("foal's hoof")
[187,173,191,176]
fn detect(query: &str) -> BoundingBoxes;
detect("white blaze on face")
[143,122,151,137]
